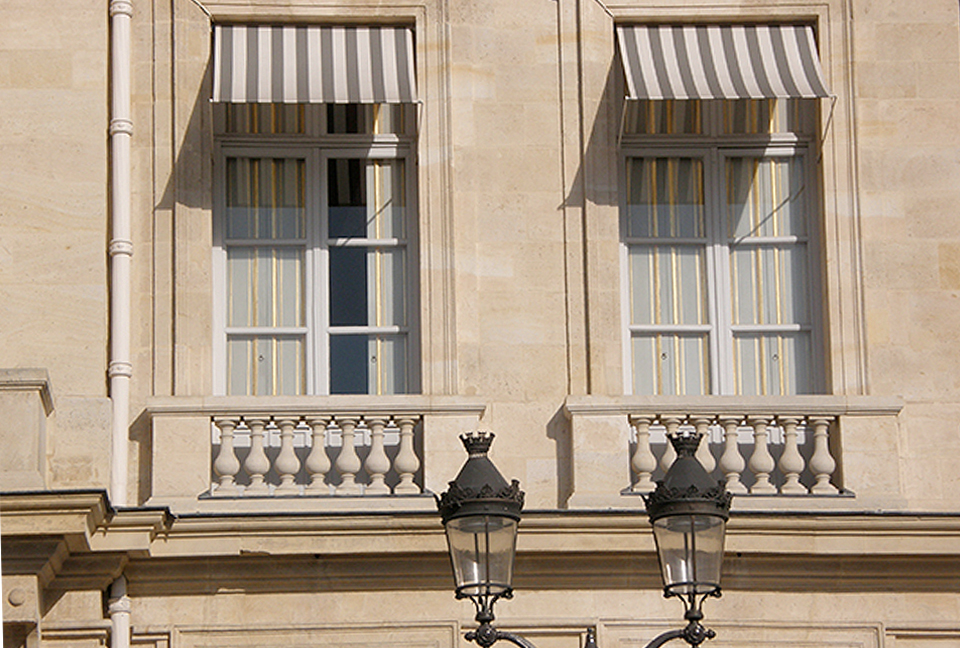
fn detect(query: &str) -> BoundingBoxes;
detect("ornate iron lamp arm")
[465,624,538,648]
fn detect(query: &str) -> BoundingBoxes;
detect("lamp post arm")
[641,629,686,648]
[465,624,537,648]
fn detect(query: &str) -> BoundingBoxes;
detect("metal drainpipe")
[108,0,133,508]
[109,577,132,648]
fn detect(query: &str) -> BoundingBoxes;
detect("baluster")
[335,416,363,495]
[692,416,716,473]
[629,415,657,492]
[364,417,391,495]
[212,417,242,496]
[274,417,301,494]
[718,416,747,494]
[394,416,421,494]
[747,415,776,494]
[778,416,807,494]
[243,417,271,495]
[809,417,839,494]
[305,416,332,494]
[659,415,684,472]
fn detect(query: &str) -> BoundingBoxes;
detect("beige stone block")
[833,413,904,504]
[0,369,52,490]
[855,61,918,99]
[47,396,111,491]
[565,411,634,509]
[938,244,960,289]
[147,414,213,506]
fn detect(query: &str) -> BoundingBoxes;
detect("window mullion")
[312,149,327,395]
[709,146,734,395]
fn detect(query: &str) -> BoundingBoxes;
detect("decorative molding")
[142,394,487,418]
[0,368,55,413]
[564,395,904,418]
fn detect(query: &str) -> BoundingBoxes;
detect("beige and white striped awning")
[616,24,831,100]
[212,24,417,103]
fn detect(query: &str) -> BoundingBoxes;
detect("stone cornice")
[141,394,487,419]
[0,368,54,413]
[563,394,905,418]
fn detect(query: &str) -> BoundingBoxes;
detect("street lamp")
[437,431,732,648]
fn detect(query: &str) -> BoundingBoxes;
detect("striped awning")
[617,24,831,100]
[212,24,417,103]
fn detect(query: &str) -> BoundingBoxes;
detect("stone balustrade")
[211,414,422,497]
[563,395,904,509]
[628,413,840,496]
[142,395,487,512]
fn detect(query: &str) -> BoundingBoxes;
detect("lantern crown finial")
[461,431,495,457]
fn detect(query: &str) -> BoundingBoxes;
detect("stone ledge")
[563,394,905,418]
[0,368,54,413]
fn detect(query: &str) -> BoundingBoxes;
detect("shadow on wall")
[559,56,622,212]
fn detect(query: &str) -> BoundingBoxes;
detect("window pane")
[228,336,305,396]
[632,334,710,395]
[733,332,811,395]
[629,245,707,325]
[726,156,806,240]
[330,334,409,395]
[730,244,809,326]
[329,159,406,239]
[722,99,813,135]
[327,103,408,134]
[626,158,704,239]
[228,246,304,327]
[226,157,305,240]
[624,100,702,135]
[221,103,308,135]
[330,247,407,327]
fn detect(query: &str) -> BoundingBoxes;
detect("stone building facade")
[2,0,960,647]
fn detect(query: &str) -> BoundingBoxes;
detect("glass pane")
[653,515,725,596]
[227,336,304,396]
[227,246,304,327]
[330,334,369,394]
[626,158,704,239]
[629,245,707,326]
[733,332,812,395]
[726,156,806,240]
[329,159,406,239]
[221,103,308,135]
[632,334,709,396]
[730,244,809,326]
[329,334,408,395]
[330,247,407,328]
[723,99,813,135]
[226,157,305,240]
[624,100,702,135]
[327,103,408,134]
[445,516,518,597]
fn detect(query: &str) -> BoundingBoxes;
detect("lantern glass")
[445,514,519,597]
[652,513,726,596]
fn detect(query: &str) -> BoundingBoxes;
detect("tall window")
[622,99,823,396]
[214,103,418,395]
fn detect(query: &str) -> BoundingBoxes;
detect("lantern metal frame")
[437,430,733,648]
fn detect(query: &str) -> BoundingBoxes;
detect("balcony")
[563,395,904,510]
[140,395,486,513]
[137,394,903,514]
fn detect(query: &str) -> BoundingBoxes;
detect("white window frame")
[619,100,825,396]
[212,106,420,396]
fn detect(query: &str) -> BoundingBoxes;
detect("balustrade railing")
[211,414,422,497]
[629,413,841,496]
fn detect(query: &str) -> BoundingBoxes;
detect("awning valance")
[616,24,831,100]
[212,24,417,104]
